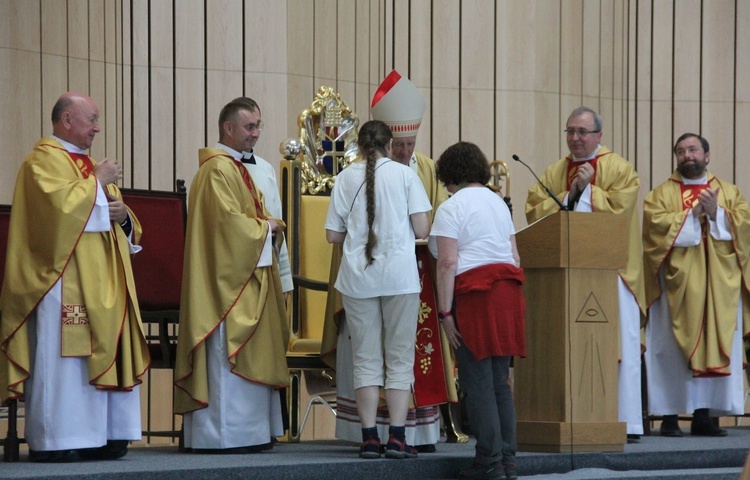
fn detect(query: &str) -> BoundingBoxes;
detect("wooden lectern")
[514,211,628,453]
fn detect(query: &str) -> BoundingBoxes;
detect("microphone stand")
[512,154,568,211]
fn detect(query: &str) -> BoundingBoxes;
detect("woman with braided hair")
[325,120,431,459]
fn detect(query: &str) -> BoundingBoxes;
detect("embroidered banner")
[413,245,448,407]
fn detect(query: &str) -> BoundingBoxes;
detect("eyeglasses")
[247,121,264,133]
[564,128,600,138]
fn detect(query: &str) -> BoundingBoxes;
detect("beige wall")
[3,0,749,228]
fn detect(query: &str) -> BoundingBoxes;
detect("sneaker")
[458,461,504,480]
[359,437,381,459]
[504,464,519,480]
[384,435,417,459]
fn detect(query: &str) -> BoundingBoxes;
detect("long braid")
[364,149,377,266]
[357,120,392,267]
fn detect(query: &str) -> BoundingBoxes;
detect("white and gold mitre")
[370,70,425,138]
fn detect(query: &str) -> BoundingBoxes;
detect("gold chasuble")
[525,146,647,315]
[0,138,149,403]
[174,148,290,415]
[643,171,750,376]
[414,152,448,225]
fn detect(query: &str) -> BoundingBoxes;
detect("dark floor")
[1,426,748,479]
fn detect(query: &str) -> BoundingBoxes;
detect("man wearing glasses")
[525,106,646,439]
[174,97,290,453]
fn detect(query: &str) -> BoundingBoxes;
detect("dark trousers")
[454,344,516,466]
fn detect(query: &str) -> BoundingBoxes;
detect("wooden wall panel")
[0,0,10,49]
[173,0,205,187]
[286,0,315,140]
[700,0,736,183]
[610,1,627,160]
[581,0,602,104]
[102,0,121,163]
[430,0,459,159]
[633,0,652,176]
[67,0,90,94]
[531,2,563,171]
[648,0,675,188]
[245,5,289,165]
[120,2,133,188]
[205,0,243,146]
[130,0,150,189]
[560,1,583,99]
[353,0,373,123]
[736,0,750,188]
[390,0,408,75]
[149,1,175,192]
[335,0,356,112]
[598,0,615,129]
[313,0,338,88]
[1,0,41,204]
[672,0,701,137]
[459,0,494,151]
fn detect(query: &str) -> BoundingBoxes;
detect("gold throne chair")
[280,87,358,442]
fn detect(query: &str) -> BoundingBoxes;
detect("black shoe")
[690,420,728,437]
[458,461,504,479]
[627,434,641,443]
[78,440,129,461]
[659,415,683,437]
[28,449,81,463]
[262,437,277,451]
[415,444,436,453]
[191,445,264,454]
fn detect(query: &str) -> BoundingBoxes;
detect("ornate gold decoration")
[488,160,510,197]
[281,86,359,194]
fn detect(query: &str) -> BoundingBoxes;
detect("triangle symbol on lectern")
[574,292,610,324]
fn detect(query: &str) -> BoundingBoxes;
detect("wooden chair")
[120,180,187,441]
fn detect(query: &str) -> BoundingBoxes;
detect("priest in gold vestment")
[0,92,149,462]
[643,133,750,437]
[174,97,290,452]
[525,106,647,437]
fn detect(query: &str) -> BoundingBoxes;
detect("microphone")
[512,154,568,211]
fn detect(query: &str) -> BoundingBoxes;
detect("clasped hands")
[692,187,720,221]
[569,162,595,199]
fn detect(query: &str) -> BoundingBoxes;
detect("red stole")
[231,159,266,219]
[69,152,95,178]
[566,157,599,190]
[413,246,448,407]
[679,182,709,211]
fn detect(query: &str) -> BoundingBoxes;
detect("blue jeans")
[454,344,516,466]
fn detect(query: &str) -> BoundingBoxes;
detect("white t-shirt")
[325,157,432,298]
[429,186,516,275]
